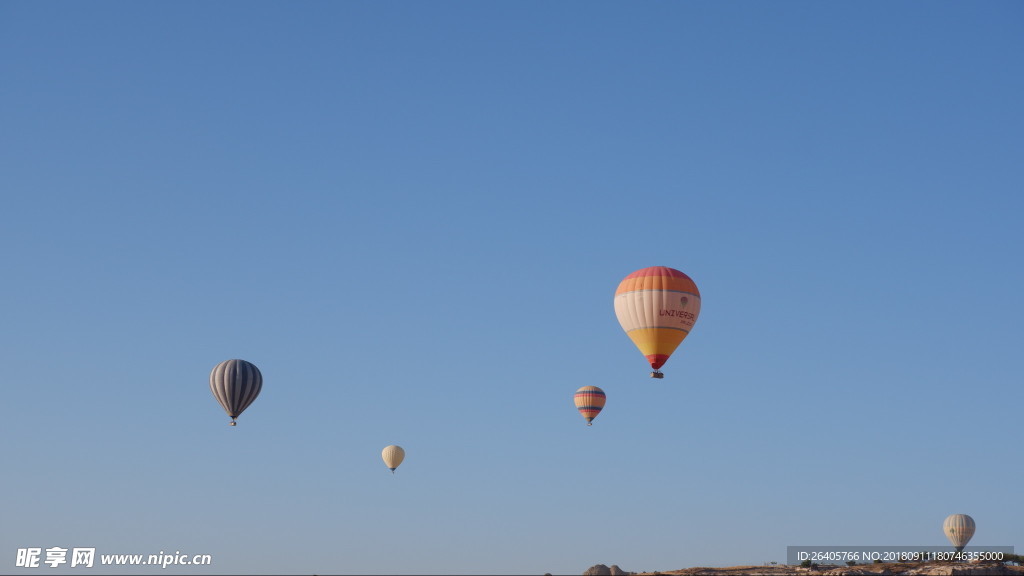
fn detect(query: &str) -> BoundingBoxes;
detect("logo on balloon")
[680,296,688,307]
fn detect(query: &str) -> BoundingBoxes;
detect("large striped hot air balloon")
[209,359,263,426]
[943,514,976,552]
[614,266,701,378]
[574,386,606,426]
[382,445,405,474]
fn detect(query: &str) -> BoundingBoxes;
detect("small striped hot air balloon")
[209,359,262,426]
[943,514,976,552]
[614,266,701,378]
[382,445,405,474]
[574,386,606,426]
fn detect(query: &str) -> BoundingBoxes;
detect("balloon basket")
[650,371,664,379]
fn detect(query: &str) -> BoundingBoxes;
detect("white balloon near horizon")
[943,514,976,552]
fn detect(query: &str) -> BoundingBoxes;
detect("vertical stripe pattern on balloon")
[210,359,263,422]
[943,514,976,550]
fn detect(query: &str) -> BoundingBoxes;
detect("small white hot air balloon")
[382,445,405,474]
[943,513,976,552]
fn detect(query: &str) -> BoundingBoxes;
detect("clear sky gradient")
[1,2,1021,574]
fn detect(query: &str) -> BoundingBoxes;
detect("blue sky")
[1,2,1022,574]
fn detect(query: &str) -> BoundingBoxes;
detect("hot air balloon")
[382,445,405,474]
[614,266,701,378]
[574,386,606,426]
[943,514,976,552]
[209,359,262,426]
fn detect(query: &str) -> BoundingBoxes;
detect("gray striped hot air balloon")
[381,445,405,474]
[210,359,262,426]
[943,513,976,552]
